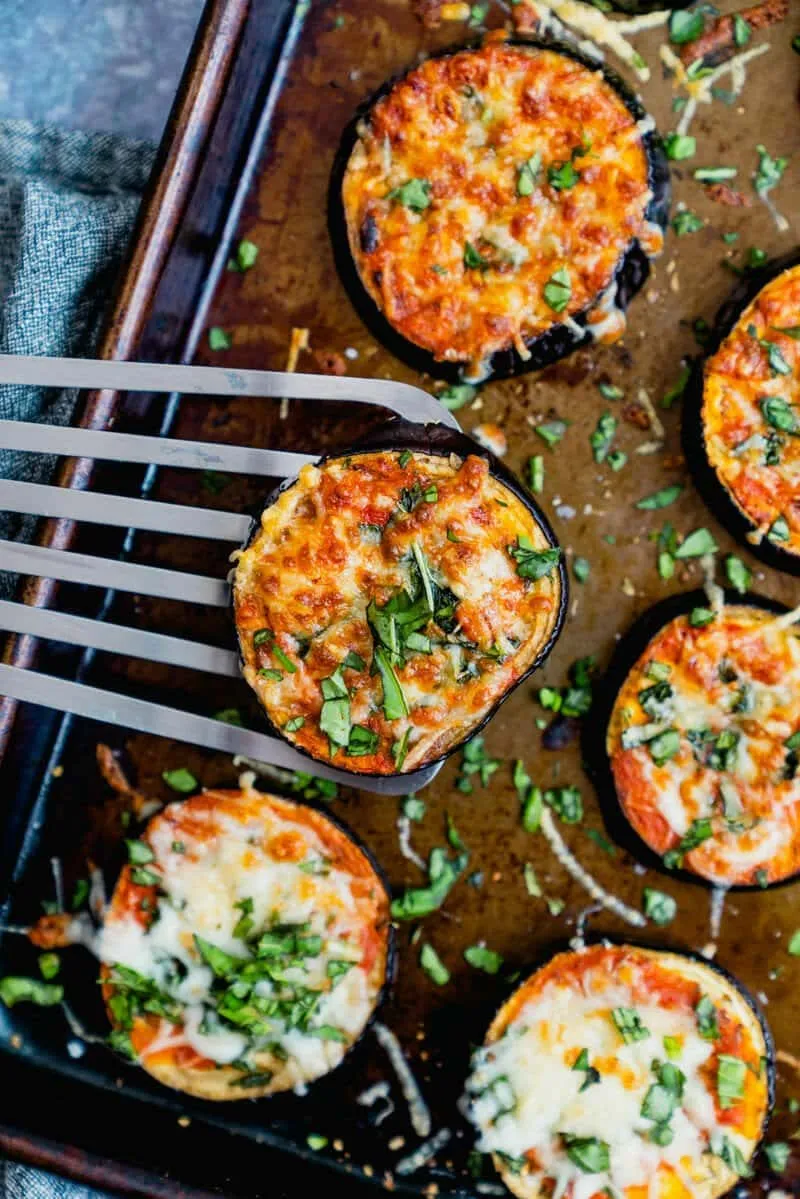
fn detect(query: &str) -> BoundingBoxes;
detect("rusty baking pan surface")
[2,0,800,1196]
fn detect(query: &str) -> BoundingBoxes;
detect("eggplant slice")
[100,785,395,1100]
[329,37,670,383]
[683,249,800,577]
[585,588,800,889]
[232,420,567,778]
[465,942,774,1199]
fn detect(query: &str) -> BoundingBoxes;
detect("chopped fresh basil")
[768,514,790,542]
[457,736,500,793]
[695,166,737,183]
[689,607,715,627]
[420,943,450,985]
[162,767,198,794]
[754,144,788,196]
[208,327,231,351]
[464,944,503,974]
[130,868,160,887]
[562,1135,610,1173]
[612,1007,649,1043]
[0,976,64,1008]
[648,728,681,766]
[391,846,468,920]
[389,178,431,212]
[307,1134,328,1151]
[535,419,568,447]
[522,786,543,833]
[438,383,476,411]
[214,708,243,726]
[528,454,544,494]
[573,557,590,583]
[38,953,60,980]
[524,862,542,896]
[228,238,259,272]
[464,241,490,270]
[517,151,542,197]
[672,210,704,236]
[572,1048,601,1092]
[347,724,379,757]
[374,646,409,721]
[761,395,797,432]
[787,929,800,955]
[285,716,305,733]
[403,795,426,822]
[126,839,154,866]
[669,7,704,43]
[343,651,365,671]
[585,828,616,855]
[392,729,411,770]
[543,267,571,313]
[675,527,718,559]
[636,484,683,511]
[765,1142,791,1173]
[663,1035,682,1060]
[548,161,580,191]
[544,786,583,824]
[508,537,561,581]
[590,412,617,464]
[716,1135,754,1178]
[725,554,751,594]
[643,887,677,925]
[598,381,623,400]
[695,994,720,1039]
[717,1054,747,1107]
[664,133,696,161]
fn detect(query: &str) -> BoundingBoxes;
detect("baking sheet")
[3,0,800,1194]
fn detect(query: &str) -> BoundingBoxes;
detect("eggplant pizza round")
[233,445,564,775]
[466,943,772,1199]
[606,601,800,887]
[336,39,667,381]
[99,786,392,1099]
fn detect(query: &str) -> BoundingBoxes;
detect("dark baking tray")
[2,0,800,1196]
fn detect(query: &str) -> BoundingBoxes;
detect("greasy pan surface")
[3,0,800,1196]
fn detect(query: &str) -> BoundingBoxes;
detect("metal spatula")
[0,354,461,796]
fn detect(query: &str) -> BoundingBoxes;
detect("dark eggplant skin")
[582,587,800,892]
[232,418,569,782]
[682,248,800,578]
[328,36,671,384]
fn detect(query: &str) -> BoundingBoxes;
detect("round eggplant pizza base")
[100,787,392,1100]
[685,252,800,575]
[233,438,565,776]
[603,595,800,887]
[466,943,773,1199]
[333,38,668,382]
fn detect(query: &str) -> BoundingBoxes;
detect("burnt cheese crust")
[466,944,772,1199]
[233,448,563,774]
[606,603,800,886]
[99,787,391,1100]
[701,263,800,559]
[340,40,663,380]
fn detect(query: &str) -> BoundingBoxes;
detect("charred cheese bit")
[466,945,771,1199]
[99,787,390,1100]
[702,264,800,558]
[233,449,562,774]
[341,43,660,379]
[607,605,800,886]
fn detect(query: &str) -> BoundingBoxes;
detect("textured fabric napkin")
[0,117,155,598]
[0,117,156,1196]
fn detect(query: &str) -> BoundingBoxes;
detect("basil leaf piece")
[612,1007,649,1043]
[507,538,561,581]
[648,728,681,766]
[716,1135,754,1178]
[543,267,571,313]
[391,847,468,920]
[389,178,432,212]
[463,944,504,974]
[765,1142,791,1173]
[761,395,797,432]
[162,767,198,794]
[664,133,696,161]
[636,484,683,511]
[669,8,704,43]
[420,942,450,985]
[725,554,751,594]
[643,887,677,926]
[126,839,154,866]
[517,151,541,197]
[590,412,617,464]
[695,994,720,1039]
[562,1135,610,1173]
[193,935,246,979]
[464,241,490,270]
[548,161,580,191]
[208,327,231,351]
[675,527,718,559]
[717,1054,747,1107]
[374,646,409,721]
[0,976,64,1008]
